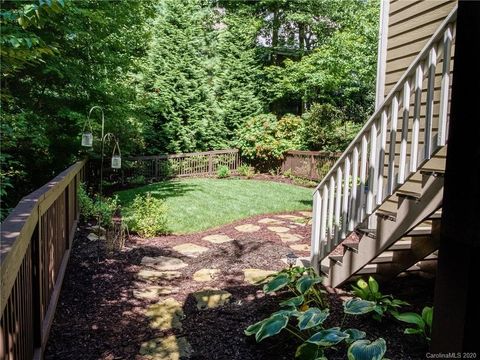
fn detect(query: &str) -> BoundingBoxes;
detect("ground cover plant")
[116,178,312,234]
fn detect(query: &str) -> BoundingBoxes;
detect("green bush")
[237,164,255,178]
[217,165,231,178]
[236,113,303,170]
[78,183,118,228]
[127,192,169,237]
[302,103,362,152]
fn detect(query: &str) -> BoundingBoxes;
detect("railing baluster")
[320,185,328,257]
[349,146,359,231]
[327,177,335,251]
[376,111,388,205]
[334,168,343,244]
[367,123,377,214]
[424,46,437,159]
[410,64,423,173]
[388,95,399,195]
[398,80,411,184]
[438,26,453,146]
[311,190,322,263]
[358,134,368,222]
[341,156,351,238]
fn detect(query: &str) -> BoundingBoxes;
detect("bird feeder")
[111,141,122,169]
[81,113,94,147]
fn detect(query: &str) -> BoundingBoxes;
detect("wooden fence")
[97,149,241,185]
[0,160,86,360]
[282,150,341,180]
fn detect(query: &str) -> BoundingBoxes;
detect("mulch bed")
[45,213,433,360]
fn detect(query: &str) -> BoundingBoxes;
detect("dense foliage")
[1,0,379,217]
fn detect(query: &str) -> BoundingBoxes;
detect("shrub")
[217,165,230,178]
[78,183,118,228]
[127,192,169,237]
[237,164,255,178]
[301,103,362,152]
[394,306,433,342]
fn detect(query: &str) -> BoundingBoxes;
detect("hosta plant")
[394,306,433,342]
[351,276,409,321]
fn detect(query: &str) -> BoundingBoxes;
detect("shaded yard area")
[45,211,433,360]
[116,178,313,234]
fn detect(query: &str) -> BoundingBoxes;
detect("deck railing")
[311,7,456,267]
[282,150,341,180]
[0,160,86,360]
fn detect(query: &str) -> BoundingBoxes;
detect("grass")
[116,178,313,234]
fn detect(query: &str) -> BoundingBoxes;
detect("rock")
[193,289,232,310]
[280,256,311,267]
[172,243,209,257]
[299,211,312,217]
[243,269,276,284]
[193,269,220,282]
[234,224,260,233]
[267,226,290,233]
[258,218,285,225]
[289,244,310,252]
[146,298,184,330]
[137,269,182,281]
[141,256,188,271]
[133,286,179,300]
[278,233,302,243]
[139,336,192,360]
[86,225,106,233]
[276,214,305,222]
[201,234,233,244]
[87,233,105,241]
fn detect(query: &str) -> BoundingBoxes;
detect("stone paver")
[141,256,188,271]
[299,211,312,217]
[137,269,182,281]
[172,243,209,257]
[243,269,276,284]
[267,226,290,233]
[201,234,233,244]
[146,298,184,330]
[139,336,192,360]
[289,244,311,252]
[234,224,260,233]
[257,218,285,225]
[280,257,311,267]
[193,289,232,310]
[193,268,220,282]
[133,286,180,300]
[276,214,305,223]
[278,233,302,243]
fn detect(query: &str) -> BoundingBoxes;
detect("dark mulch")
[45,213,433,360]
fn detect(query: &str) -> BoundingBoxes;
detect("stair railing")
[311,7,457,269]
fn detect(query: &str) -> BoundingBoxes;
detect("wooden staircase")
[310,8,457,288]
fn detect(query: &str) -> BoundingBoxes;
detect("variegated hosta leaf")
[344,328,367,344]
[295,342,327,360]
[263,273,290,293]
[254,313,289,342]
[306,328,349,346]
[296,275,321,294]
[343,298,377,315]
[347,338,387,360]
[244,317,268,336]
[297,308,329,330]
[280,295,305,309]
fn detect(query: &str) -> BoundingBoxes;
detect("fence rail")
[282,150,341,180]
[99,149,240,184]
[0,160,86,360]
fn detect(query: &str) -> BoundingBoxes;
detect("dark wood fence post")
[208,154,213,175]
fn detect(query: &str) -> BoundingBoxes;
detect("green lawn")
[116,178,313,234]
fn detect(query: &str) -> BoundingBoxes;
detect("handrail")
[311,6,457,265]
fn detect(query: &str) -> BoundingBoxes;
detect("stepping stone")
[276,214,305,221]
[202,234,233,244]
[258,218,285,225]
[146,298,184,330]
[288,225,298,229]
[87,233,105,241]
[234,224,260,233]
[137,269,182,281]
[290,244,311,252]
[281,256,311,267]
[141,256,188,271]
[139,336,192,360]
[299,211,313,217]
[193,289,232,310]
[193,269,220,282]
[267,226,290,233]
[243,269,276,284]
[172,243,209,257]
[278,233,302,243]
[133,286,179,300]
